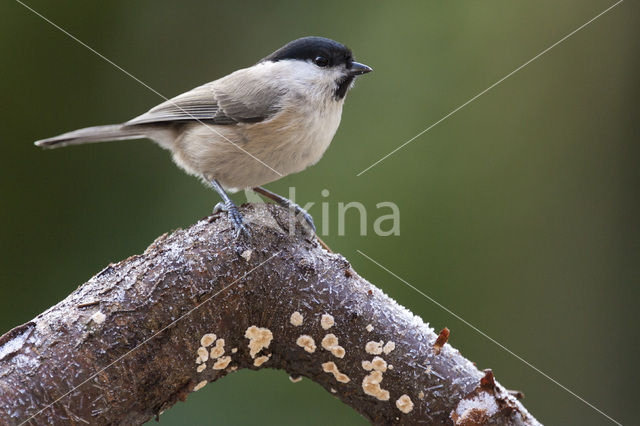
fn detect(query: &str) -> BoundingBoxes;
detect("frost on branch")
[0,204,541,425]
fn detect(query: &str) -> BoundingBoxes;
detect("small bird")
[35,36,371,235]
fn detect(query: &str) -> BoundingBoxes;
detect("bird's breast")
[242,98,344,175]
[169,97,344,191]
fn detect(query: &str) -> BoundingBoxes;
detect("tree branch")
[0,204,541,425]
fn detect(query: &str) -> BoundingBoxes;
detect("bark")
[0,204,541,425]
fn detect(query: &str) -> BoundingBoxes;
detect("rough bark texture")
[0,204,541,425]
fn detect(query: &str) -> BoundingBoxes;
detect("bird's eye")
[314,56,329,67]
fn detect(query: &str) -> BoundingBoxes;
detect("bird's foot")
[251,187,315,233]
[212,202,251,237]
[287,202,316,233]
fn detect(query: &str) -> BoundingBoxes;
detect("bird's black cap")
[261,36,353,68]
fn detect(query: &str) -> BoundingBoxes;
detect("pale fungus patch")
[396,394,414,414]
[320,314,335,330]
[210,339,225,359]
[254,355,270,367]
[289,375,302,383]
[321,334,338,349]
[382,341,396,355]
[321,333,345,358]
[245,326,273,358]
[330,346,345,358]
[193,380,207,391]
[197,347,209,363]
[210,347,224,359]
[90,311,106,324]
[331,388,337,393]
[362,371,389,401]
[322,362,350,383]
[231,347,238,354]
[362,357,387,372]
[418,391,425,400]
[240,249,252,261]
[196,363,206,373]
[290,311,304,326]
[212,356,232,370]
[371,356,387,372]
[200,333,216,347]
[296,335,316,353]
[365,340,383,355]
[366,324,374,332]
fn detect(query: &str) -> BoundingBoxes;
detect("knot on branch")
[451,369,536,425]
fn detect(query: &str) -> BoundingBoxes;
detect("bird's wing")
[126,71,284,126]
[126,83,235,126]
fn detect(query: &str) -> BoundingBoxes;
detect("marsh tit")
[35,36,372,235]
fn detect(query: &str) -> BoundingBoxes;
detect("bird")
[35,36,372,236]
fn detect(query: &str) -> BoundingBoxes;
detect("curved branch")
[0,204,541,425]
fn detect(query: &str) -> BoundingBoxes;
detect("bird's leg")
[210,179,250,237]
[253,186,316,232]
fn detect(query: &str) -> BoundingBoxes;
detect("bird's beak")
[349,61,373,76]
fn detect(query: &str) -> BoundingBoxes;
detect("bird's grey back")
[126,67,286,127]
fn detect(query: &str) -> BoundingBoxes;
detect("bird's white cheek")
[279,61,344,97]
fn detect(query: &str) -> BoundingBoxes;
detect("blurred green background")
[1,1,637,424]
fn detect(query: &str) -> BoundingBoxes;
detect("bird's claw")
[286,203,315,233]
[212,202,251,237]
[229,207,251,238]
[298,210,316,233]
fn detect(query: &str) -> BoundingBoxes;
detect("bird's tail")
[34,124,145,149]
